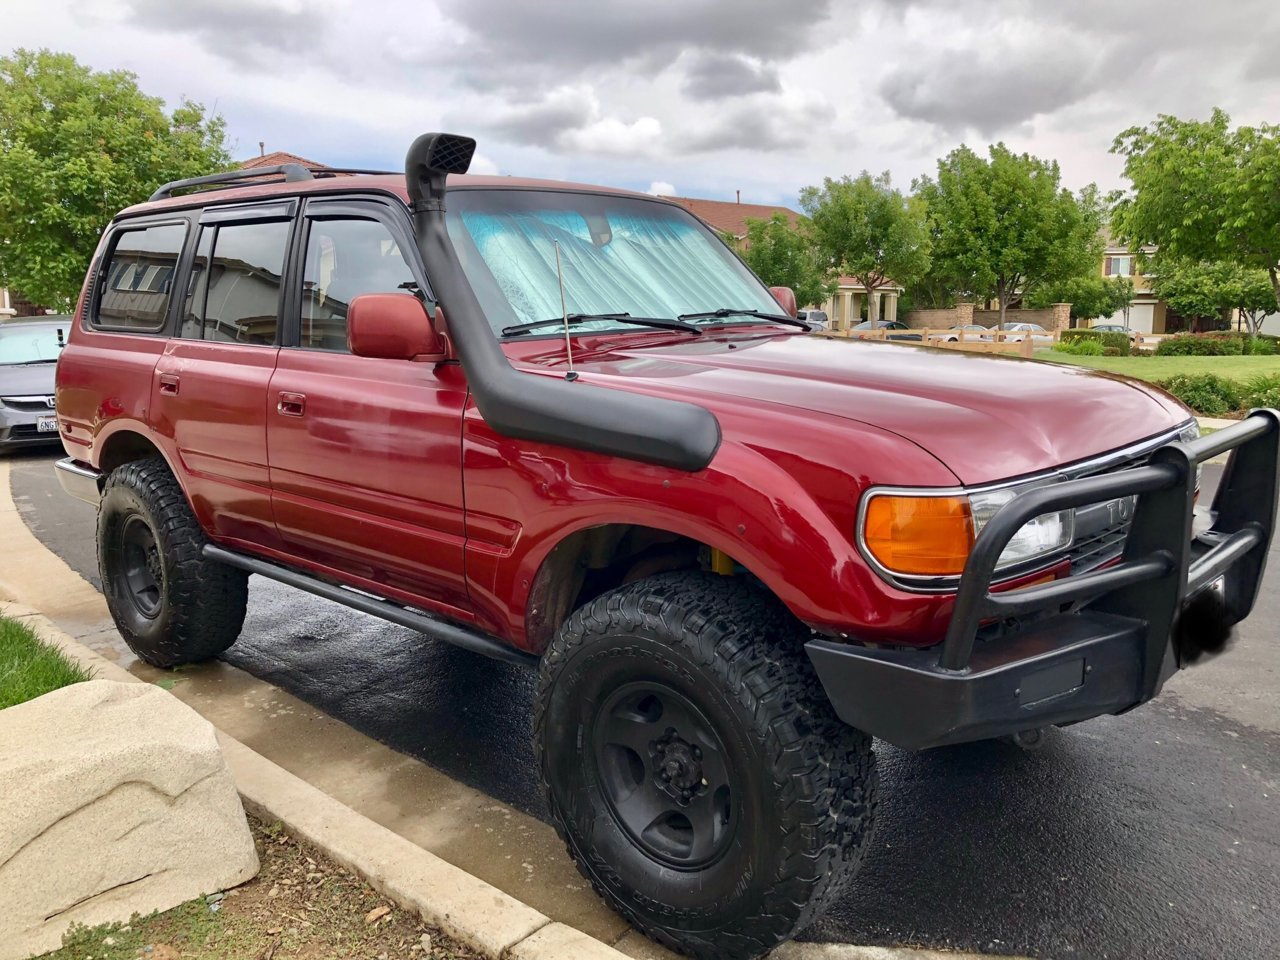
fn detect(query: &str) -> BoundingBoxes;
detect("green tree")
[0,49,231,309]
[799,171,930,323]
[737,213,835,310]
[1026,274,1134,324]
[914,144,1106,325]
[1112,109,1280,315]
[1151,260,1276,334]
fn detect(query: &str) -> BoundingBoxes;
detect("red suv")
[54,134,1279,959]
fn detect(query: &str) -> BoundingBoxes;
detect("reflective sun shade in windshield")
[445,190,780,334]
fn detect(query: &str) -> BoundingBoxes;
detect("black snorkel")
[404,132,721,472]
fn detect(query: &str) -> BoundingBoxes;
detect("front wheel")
[535,573,877,959]
[98,458,248,667]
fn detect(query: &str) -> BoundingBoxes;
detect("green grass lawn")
[1034,350,1280,384]
[0,614,93,709]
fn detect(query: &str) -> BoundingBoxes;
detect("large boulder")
[0,680,259,960]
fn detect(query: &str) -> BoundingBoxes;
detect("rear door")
[265,196,470,619]
[150,202,295,549]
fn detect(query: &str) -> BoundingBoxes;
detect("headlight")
[862,484,1074,579]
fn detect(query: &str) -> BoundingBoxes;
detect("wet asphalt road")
[9,449,1279,959]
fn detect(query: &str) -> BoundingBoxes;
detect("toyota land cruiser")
[53,134,1279,959]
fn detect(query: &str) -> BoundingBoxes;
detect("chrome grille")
[1,396,55,413]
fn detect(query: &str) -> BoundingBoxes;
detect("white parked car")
[997,322,1054,345]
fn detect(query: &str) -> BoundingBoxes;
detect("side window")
[182,220,289,345]
[299,217,417,351]
[95,223,187,331]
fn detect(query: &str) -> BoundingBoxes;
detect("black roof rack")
[148,165,402,202]
[149,164,312,202]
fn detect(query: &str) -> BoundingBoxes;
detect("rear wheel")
[98,458,247,667]
[535,573,877,959]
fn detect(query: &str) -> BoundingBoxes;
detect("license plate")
[36,415,57,433]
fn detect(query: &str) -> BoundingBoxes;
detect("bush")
[1062,328,1130,353]
[1053,338,1105,356]
[1243,374,1280,408]
[1155,374,1244,416]
[1060,329,1102,344]
[1103,346,1123,357]
[1156,333,1246,356]
[1245,336,1277,356]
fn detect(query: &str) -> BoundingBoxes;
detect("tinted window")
[299,217,417,351]
[96,223,187,330]
[186,220,289,345]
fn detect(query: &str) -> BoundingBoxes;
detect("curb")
[0,601,627,960]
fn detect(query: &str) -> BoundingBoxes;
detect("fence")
[825,326,1061,358]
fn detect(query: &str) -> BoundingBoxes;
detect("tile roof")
[239,150,328,170]
[664,196,798,238]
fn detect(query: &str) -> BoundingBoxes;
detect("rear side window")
[96,223,187,331]
[180,220,289,345]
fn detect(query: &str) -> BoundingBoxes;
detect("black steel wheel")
[593,680,738,869]
[535,572,878,960]
[98,458,247,667]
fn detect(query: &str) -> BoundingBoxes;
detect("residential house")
[1094,233,1277,335]
[663,195,798,246]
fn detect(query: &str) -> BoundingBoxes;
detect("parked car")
[941,323,991,341]
[796,308,829,330]
[53,133,1279,960]
[852,319,921,340]
[0,317,70,451]
[1091,323,1142,342]
[997,321,1054,345]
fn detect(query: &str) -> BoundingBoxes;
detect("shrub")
[1243,374,1280,409]
[1053,338,1105,356]
[1103,346,1123,357]
[1060,329,1102,344]
[1245,336,1277,356]
[1156,333,1245,356]
[1062,328,1130,353]
[1155,374,1244,416]
[1130,346,1150,357]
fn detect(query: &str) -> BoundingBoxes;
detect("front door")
[266,198,470,619]
[150,205,294,549]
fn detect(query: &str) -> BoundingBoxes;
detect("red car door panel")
[265,201,470,618]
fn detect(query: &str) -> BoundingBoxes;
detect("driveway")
[8,448,1278,959]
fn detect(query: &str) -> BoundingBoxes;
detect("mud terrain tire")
[535,572,877,959]
[98,458,247,667]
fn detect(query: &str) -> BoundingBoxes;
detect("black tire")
[97,458,247,667]
[534,573,877,959]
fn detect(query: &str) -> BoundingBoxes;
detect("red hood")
[506,331,1191,485]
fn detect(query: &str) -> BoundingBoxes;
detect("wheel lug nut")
[692,746,701,760]
[660,771,671,782]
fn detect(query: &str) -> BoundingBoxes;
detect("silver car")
[0,317,69,451]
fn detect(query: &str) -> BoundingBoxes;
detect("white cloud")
[3,0,1279,205]
[647,181,677,196]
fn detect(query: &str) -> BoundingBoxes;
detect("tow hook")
[1007,727,1048,750]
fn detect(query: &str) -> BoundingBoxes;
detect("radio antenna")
[554,240,578,381]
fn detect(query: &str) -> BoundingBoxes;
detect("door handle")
[158,373,180,396]
[277,392,306,417]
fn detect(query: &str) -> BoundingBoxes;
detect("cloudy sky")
[7,0,1280,207]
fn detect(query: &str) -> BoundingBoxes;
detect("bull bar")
[806,410,1280,750]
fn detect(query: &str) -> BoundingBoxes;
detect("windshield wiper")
[501,312,702,337]
[11,359,57,365]
[677,308,812,331]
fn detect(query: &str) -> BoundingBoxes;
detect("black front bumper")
[808,412,1280,750]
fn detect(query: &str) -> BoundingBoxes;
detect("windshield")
[445,189,783,336]
[0,323,65,364]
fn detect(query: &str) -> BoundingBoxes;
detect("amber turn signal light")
[863,495,975,577]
